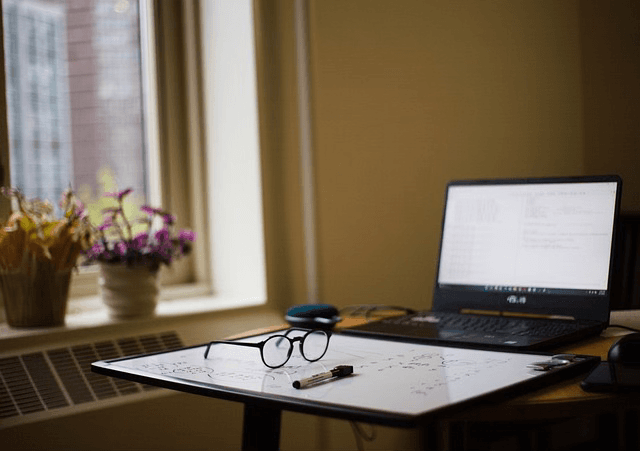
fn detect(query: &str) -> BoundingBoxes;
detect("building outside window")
[2,0,148,216]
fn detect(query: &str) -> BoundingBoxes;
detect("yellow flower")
[0,188,93,271]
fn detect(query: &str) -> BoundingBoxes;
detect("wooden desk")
[423,310,640,450]
[336,311,638,404]
[466,310,639,412]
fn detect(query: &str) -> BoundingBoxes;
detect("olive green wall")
[303,0,620,312]
[261,0,640,315]
[580,0,640,210]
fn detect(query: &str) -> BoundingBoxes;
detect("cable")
[349,421,377,450]
[608,324,640,333]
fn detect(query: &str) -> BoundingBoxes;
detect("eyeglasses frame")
[204,328,332,368]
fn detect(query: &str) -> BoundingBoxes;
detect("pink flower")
[114,241,128,256]
[132,232,149,249]
[105,188,133,201]
[141,205,175,226]
[155,228,170,243]
[82,188,196,269]
[97,217,113,231]
[179,229,196,242]
[140,205,162,215]
[89,242,105,256]
[74,200,87,219]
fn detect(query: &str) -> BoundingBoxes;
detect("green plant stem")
[119,198,134,242]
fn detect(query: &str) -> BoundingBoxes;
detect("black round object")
[608,332,640,367]
[284,304,341,329]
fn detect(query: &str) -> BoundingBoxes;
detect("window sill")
[0,283,276,346]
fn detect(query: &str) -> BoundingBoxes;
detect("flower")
[82,188,196,271]
[105,188,133,201]
[0,187,93,271]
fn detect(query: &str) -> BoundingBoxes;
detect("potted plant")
[82,188,195,319]
[0,188,92,327]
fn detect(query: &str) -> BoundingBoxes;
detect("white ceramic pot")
[98,263,160,320]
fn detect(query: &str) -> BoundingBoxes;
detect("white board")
[93,331,592,420]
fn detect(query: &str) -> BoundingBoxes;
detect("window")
[3,0,149,215]
[0,0,168,299]
[0,0,268,315]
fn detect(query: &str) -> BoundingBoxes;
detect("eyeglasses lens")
[262,335,293,368]
[301,330,329,361]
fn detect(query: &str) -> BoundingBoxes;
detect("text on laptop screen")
[437,181,618,296]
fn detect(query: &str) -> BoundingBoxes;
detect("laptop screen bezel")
[431,175,622,323]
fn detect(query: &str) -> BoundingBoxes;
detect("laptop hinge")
[460,309,575,321]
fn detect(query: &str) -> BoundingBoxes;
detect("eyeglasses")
[204,328,332,369]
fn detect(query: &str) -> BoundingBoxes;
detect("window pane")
[2,0,148,216]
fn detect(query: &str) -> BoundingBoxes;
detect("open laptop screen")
[433,176,621,320]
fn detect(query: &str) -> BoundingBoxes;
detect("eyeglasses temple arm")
[204,340,264,358]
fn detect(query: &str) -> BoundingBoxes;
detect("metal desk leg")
[419,420,439,451]
[623,409,639,450]
[242,404,282,451]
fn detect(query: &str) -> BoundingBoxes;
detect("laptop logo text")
[507,295,526,305]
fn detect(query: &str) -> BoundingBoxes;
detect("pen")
[292,365,354,389]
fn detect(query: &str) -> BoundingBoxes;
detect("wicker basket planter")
[1,260,72,327]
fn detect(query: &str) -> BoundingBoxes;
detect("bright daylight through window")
[2,0,151,252]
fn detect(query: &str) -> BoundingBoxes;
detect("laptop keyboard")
[383,312,595,338]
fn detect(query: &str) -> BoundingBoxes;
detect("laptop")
[343,175,623,350]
